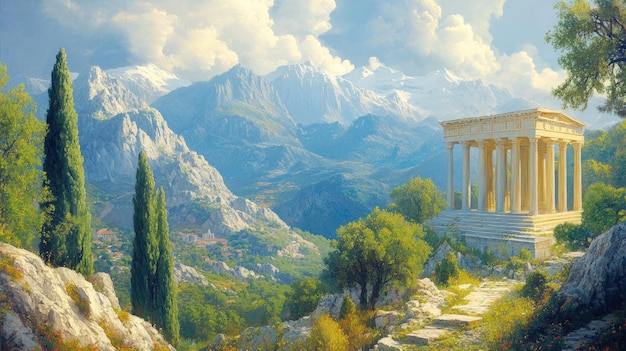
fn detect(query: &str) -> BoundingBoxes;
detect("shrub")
[307,314,349,351]
[520,270,554,302]
[434,252,460,286]
[339,296,356,320]
[65,281,90,317]
[553,223,592,250]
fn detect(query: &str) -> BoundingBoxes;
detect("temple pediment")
[440,108,584,143]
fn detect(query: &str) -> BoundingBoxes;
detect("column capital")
[573,141,583,150]
[496,138,508,146]
[446,142,456,150]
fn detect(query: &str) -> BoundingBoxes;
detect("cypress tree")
[131,151,158,321]
[154,187,179,346]
[40,48,93,276]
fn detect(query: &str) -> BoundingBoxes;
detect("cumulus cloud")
[39,0,352,80]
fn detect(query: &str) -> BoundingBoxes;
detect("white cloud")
[41,0,352,80]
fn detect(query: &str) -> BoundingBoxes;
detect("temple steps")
[426,209,582,258]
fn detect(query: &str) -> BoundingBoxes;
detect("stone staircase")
[376,279,518,351]
[426,210,582,258]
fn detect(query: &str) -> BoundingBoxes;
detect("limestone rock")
[174,261,208,285]
[375,310,404,329]
[239,326,277,351]
[558,223,626,313]
[0,243,169,350]
[91,272,121,310]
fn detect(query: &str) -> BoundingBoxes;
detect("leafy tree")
[389,177,445,224]
[582,183,626,235]
[553,222,593,249]
[582,159,611,192]
[39,48,93,276]
[131,151,158,321]
[339,296,357,320]
[547,0,626,116]
[325,208,431,309]
[307,314,349,351]
[284,278,328,320]
[0,62,46,248]
[434,251,460,286]
[154,187,179,346]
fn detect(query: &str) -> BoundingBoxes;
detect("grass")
[65,281,91,318]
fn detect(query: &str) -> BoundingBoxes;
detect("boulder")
[0,243,169,350]
[239,326,277,351]
[558,223,626,313]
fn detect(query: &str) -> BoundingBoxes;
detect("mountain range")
[19,60,609,239]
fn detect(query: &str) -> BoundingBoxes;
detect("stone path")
[382,279,518,350]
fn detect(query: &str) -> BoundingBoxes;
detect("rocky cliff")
[0,243,170,350]
[558,222,626,313]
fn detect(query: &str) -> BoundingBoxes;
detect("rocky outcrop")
[0,243,169,350]
[558,223,626,313]
[174,261,208,286]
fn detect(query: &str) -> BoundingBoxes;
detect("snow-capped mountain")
[345,63,533,120]
[267,62,424,126]
[106,64,191,103]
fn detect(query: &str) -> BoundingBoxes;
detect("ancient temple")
[427,108,584,258]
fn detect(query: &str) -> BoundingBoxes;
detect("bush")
[520,270,554,302]
[553,223,592,250]
[65,282,90,317]
[434,252,460,286]
[307,314,349,351]
[284,278,328,320]
[339,296,356,320]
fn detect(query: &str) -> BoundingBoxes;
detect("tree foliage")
[582,182,626,235]
[154,187,179,346]
[553,222,593,249]
[39,48,92,276]
[131,152,179,345]
[0,62,46,248]
[131,151,158,320]
[325,208,431,309]
[284,278,328,320]
[389,177,445,224]
[547,0,626,116]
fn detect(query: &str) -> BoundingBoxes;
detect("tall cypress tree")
[131,151,158,321]
[40,48,92,277]
[154,187,179,346]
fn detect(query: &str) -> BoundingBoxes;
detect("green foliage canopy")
[0,62,46,248]
[325,208,431,309]
[389,177,445,224]
[39,48,92,276]
[284,278,328,320]
[547,0,626,116]
[582,182,626,235]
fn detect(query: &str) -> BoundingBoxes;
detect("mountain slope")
[267,62,423,126]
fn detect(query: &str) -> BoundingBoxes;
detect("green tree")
[325,208,431,309]
[582,159,611,192]
[0,62,46,248]
[284,278,328,320]
[547,0,626,116]
[154,187,179,346]
[582,182,626,235]
[389,177,445,224]
[553,222,592,249]
[39,48,92,276]
[131,151,158,321]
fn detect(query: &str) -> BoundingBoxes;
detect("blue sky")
[1,0,564,101]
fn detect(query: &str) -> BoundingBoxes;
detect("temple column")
[546,140,556,212]
[478,141,486,211]
[558,141,568,212]
[573,141,583,211]
[486,144,494,211]
[529,137,539,215]
[496,139,506,213]
[446,142,455,210]
[462,141,471,210]
[521,142,529,211]
[511,138,521,213]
